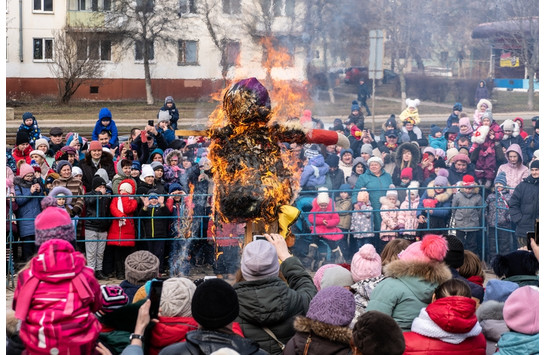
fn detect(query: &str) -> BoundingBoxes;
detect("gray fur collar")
[384,259,452,284]
[293,316,352,344]
[476,300,504,322]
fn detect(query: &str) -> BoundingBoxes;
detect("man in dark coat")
[357,79,372,116]
[509,160,539,248]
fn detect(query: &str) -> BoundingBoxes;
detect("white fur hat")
[386,184,398,198]
[317,187,330,205]
[405,98,420,108]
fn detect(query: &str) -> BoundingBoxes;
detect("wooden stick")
[175,129,208,136]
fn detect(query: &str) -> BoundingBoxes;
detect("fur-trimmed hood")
[395,142,421,168]
[293,316,352,344]
[476,98,492,111]
[425,181,453,202]
[380,195,400,207]
[384,259,452,285]
[165,149,183,165]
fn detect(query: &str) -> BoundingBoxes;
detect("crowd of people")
[5,93,540,355]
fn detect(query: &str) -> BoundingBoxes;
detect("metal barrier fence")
[6,185,516,285]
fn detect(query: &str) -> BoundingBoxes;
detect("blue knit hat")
[453,102,463,111]
[131,161,141,171]
[169,182,184,193]
[430,125,442,136]
[494,171,507,186]
[306,286,355,327]
[22,112,35,122]
[483,279,519,303]
[351,100,360,112]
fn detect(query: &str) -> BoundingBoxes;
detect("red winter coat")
[12,145,33,169]
[308,198,343,241]
[403,296,486,355]
[107,178,138,247]
[149,317,244,355]
[13,239,102,354]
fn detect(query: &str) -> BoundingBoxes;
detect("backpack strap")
[14,276,40,320]
[262,327,285,351]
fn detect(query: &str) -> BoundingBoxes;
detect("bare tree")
[200,0,231,87]
[48,26,105,104]
[110,0,179,105]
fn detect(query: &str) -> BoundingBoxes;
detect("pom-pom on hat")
[462,175,475,186]
[320,267,354,290]
[160,277,196,318]
[241,240,280,281]
[351,244,382,282]
[316,187,330,205]
[124,250,160,286]
[192,279,239,329]
[100,285,129,313]
[443,235,464,269]
[34,206,75,246]
[434,175,449,188]
[503,286,539,335]
[398,234,448,263]
[351,100,360,112]
[306,286,356,327]
[400,167,413,179]
[483,279,518,303]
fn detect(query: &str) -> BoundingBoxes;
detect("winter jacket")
[12,145,33,166]
[495,144,529,188]
[234,256,317,355]
[159,100,180,130]
[157,126,175,145]
[417,181,453,230]
[156,329,268,355]
[18,120,41,147]
[335,196,353,230]
[497,332,539,355]
[52,176,85,216]
[92,116,119,147]
[84,190,112,232]
[525,133,539,159]
[350,276,385,327]
[473,122,503,180]
[401,126,428,147]
[429,135,447,152]
[338,160,354,183]
[474,81,490,104]
[149,316,199,355]
[508,175,539,238]
[13,177,43,237]
[350,201,374,238]
[392,142,424,186]
[325,168,345,191]
[80,153,116,192]
[366,259,452,331]
[503,274,539,287]
[476,300,509,355]
[308,198,343,241]
[485,190,511,227]
[283,316,352,355]
[139,203,171,239]
[451,188,481,231]
[163,150,184,185]
[379,196,399,240]
[112,171,137,197]
[499,135,527,163]
[403,296,486,355]
[13,239,102,354]
[300,154,329,190]
[448,163,476,185]
[107,179,138,246]
[353,168,393,232]
[399,194,420,235]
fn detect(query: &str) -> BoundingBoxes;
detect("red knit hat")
[89,140,102,151]
[462,175,475,186]
[400,167,413,180]
[34,200,75,245]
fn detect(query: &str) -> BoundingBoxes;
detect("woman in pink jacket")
[308,188,344,263]
[495,143,529,189]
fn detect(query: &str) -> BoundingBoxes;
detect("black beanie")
[444,235,465,269]
[492,250,539,278]
[92,176,106,190]
[530,160,539,169]
[191,279,239,329]
[325,154,339,168]
[434,158,447,169]
[352,311,405,355]
[16,130,30,146]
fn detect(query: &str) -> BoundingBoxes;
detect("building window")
[272,0,294,17]
[78,0,111,11]
[33,38,53,60]
[222,0,240,14]
[77,39,111,61]
[179,0,196,15]
[225,41,240,67]
[178,40,198,65]
[136,0,154,13]
[135,40,154,61]
[34,0,53,12]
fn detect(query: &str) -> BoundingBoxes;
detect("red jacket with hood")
[107,178,138,246]
[308,198,343,241]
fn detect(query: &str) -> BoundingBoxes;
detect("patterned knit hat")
[306,286,355,327]
[124,251,160,286]
[351,244,382,282]
[192,279,239,329]
[398,234,448,263]
[241,240,280,281]
[100,285,129,313]
[34,204,75,246]
[160,277,196,318]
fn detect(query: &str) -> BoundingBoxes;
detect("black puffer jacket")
[158,329,268,355]
[391,142,424,186]
[84,191,112,232]
[509,175,539,238]
[234,257,317,355]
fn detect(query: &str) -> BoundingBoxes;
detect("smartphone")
[149,280,163,319]
[148,119,154,126]
[253,235,267,241]
[423,153,429,160]
[527,232,536,251]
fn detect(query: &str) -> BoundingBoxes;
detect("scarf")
[117,195,126,227]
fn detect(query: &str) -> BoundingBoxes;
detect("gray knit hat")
[160,277,196,317]
[124,251,160,285]
[321,266,354,289]
[241,240,280,281]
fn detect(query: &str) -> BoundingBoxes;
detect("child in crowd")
[379,186,400,242]
[17,112,41,148]
[398,181,420,238]
[112,159,134,194]
[429,125,447,151]
[130,161,142,181]
[400,98,421,124]
[335,183,354,259]
[473,99,492,129]
[485,172,514,263]
[417,174,453,235]
[459,250,486,290]
[452,175,483,257]
[446,102,462,128]
[350,188,374,249]
[92,108,119,148]
[163,149,184,187]
[159,96,180,130]
[471,110,503,189]
[12,131,33,167]
[308,188,345,263]
[139,189,171,274]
